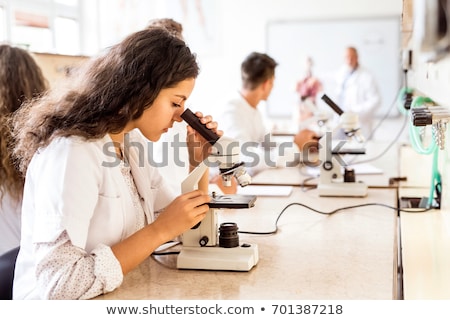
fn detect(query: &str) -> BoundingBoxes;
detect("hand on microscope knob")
[210,174,238,194]
[186,111,223,168]
[294,128,320,153]
[153,190,211,240]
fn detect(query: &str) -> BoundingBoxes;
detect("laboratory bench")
[95,187,398,300]
[396,143,450,299]
[94,142,450,300]
[250,140,401,188]
[398,187,450,299]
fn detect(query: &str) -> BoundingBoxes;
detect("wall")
[182,0,403,119]
[75,0,403,119]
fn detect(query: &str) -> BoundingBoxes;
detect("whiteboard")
[266,16,401,118]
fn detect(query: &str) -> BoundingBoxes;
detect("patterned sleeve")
[35,231,123,300]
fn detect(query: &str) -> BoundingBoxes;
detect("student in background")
[12,28,220,299]
[0,44,47,255]
[335,46,381,139]
[218,52,318,180]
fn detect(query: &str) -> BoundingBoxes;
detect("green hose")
[408,95,439,208]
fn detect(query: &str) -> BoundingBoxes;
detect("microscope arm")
[182,161,208,194]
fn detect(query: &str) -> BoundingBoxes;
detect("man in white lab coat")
[335,46,381,139]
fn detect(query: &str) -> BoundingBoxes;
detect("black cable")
[349,113,409,166]
[238,201,435,236]
[347,71,410,165]
[152,251,180,255]
[151,240,181,256]
[366,66,410,142]
[151,201,435,249]
[365,94,399,142]
[300,175,318,192]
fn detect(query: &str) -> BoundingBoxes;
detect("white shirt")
[13,129,175,299]
[335,65,381,138]
[0,191,21,255]
[218,93,300,176]
[149,121,189,194]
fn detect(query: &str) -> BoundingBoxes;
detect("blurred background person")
[335,46,381,139]
[0,44,47,255]
[218,52,318,183]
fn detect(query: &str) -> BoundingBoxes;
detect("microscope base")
[177,244,259,271]
[318,181,368,197]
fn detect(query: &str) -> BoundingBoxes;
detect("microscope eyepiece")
[181,108,220,145]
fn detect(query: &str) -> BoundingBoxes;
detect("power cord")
[152,201,435,255]
[238,201,434,236]
[365,67,412,143]
[365,84,403,142]
[152,240,181,256]
[152,251,180,255]
[349,112,409,166]
[300,175,318,192]
[347,82,410,166]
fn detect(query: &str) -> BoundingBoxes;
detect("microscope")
[176,109,259,271]
[297,96,332,135]
[316,95,368,197]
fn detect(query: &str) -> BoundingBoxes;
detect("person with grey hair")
[335,46,381,139]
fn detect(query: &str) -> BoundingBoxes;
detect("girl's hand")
[112,190,210,274]
[186,111,223,169]
[152,190,211,241]
[294,128,319,153]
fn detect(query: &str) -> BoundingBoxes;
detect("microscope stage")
[208,194,257,209]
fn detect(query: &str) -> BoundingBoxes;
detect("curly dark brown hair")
[0,45,47,202]
[12,28,199,174]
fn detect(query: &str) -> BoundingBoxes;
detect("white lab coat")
[13,129,175,299]
[149,121,189,194]
[335,65,381,138]
[218,93,300,176]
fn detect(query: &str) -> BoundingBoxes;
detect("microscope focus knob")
[344,167,356,182]
[323,161,333,171]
